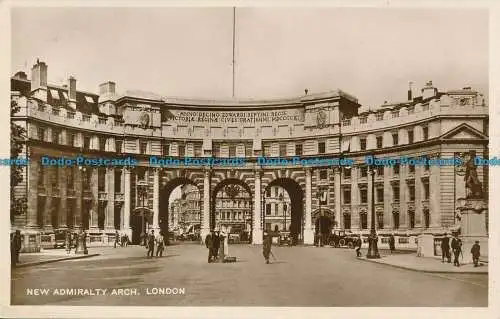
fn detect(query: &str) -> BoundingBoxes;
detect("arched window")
[408,210,415,229]
[377,211,384,229]
[392,211,400,229]
[343,212,351,230]
[424,208,430,228]
[360,211,368,229]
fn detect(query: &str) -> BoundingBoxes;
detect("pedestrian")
[263,233,272,264]
[146,230,155,258]
[471,240,481,267]
[205,229,215,263]
[451,233,462,267]
[355,235,362,257]
[441,233,451,263]
[389,233,395,254]
[114,230,119,248]
[156,231,165,257]
[65,230,72,254]
[213,231,221,262]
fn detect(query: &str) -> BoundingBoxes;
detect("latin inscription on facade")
[164,109,304,124]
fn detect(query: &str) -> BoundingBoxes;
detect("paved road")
[11,244,488,306]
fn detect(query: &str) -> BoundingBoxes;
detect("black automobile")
[53,230,66,248]
[278,231,292,246]
[329,230,358,248]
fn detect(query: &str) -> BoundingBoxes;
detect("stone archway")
[264,178,304,245]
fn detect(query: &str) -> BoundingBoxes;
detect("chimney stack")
[98,81,116,103]
[421,80,437,100]
[68,76,77,100]
[408,81,413,101]
[14,71,28,80]
[30,59,48,102]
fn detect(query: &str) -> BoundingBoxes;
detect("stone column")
[201,169,211,242]
[415,165,422,227]
[252,169,263,244]
[399,163,407,228]
[123,167,132,238]
[351,167,359,231]
[383,166,392,229]
[367,169,373,230]
[105,167,115,231]
[43,166,53,230]
[304,167,314,244]
[429,154,441,228]
[58,167,68,229]
[26,159,39,229]
[74,167,83,229]
[152,168,160,232]
[89,168,99,231]
[334,168,341,230]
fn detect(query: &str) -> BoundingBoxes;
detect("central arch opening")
[211,178,253,244]
[264,178,304,245]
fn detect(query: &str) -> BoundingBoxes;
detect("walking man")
[213,231,221,262]
[451,233,462,267]
[263,233,272,264]
[355,235,362,257]
[11,230,22,267]
[389,233,395,254]
[156,231,165,257]
[441,233,451,263]
[471,240,481,267]
[114,230,119,248]
[205,229,215,263]
[146,230,155,258]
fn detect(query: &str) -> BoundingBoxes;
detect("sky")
[11,7,488,108]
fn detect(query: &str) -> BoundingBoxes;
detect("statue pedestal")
[75,234,88,255]
[456,198,488,264]
[417,234,435,257]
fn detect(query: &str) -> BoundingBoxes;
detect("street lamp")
[279,193,285,232]
[367,155,380,259]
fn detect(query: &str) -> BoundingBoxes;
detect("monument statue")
[464,151,483,199]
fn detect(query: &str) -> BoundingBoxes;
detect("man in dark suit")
[213,231,221,262]
[441,233,451,263]
[451,233,462,267]
[146,230,155,258]
[11,230,22,267]
[205,230,215,263]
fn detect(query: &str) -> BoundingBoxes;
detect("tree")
[11,100,27,222]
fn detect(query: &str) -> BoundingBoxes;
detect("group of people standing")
[205,230,222,263]
[143,230,165,258]
[114,231,130,248]
[440,233,481,267]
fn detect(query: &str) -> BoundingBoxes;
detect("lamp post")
[366,155,380,259]
[279,193,285,232]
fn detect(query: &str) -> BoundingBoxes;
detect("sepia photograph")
[2,1,496,317]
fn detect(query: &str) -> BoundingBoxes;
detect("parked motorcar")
[53,230,66,248]
[329,230,358,248]
[278,231,292,246]
[228,233,240,244]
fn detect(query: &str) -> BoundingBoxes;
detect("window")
[343,167,351,179]
[393,185,400,202]
[360,138,367,151]
[376,113,384,121]
[263,144,271,157]
[408,130,414,144]
[67,133,75,147]
[38,166,45,186]
[376,166,384,176]
[114,170,122,193]
[393,212,400,229]
[139,141,148,154]
[98,168,106,192]
[423,126,429,141]
[83,135,91,150]
[360,188,368,204]
[194,144,202,157]
[274,203,279,215]
[393,163,400,175]
[98,203,106,230]
[392,110,399,118]
[408,106,415,114]
[67,167,74,189]
[360,212,368,229]
[83,169,91,191]
[274,187,279,197]
[343,189,351,204]
[424,156,430,171]
[318,141,326,154]
[38,126,46,142]
[360,166,368,178]
[424,209,430,228]
[409,211,415,228]
[343,213,351,229]
[376,188,384,203]
[392,133,399,146]
[279,143,287,157]
[266,203,271,216]
[376,136,383,149]
[360,116,367,124]
[52,129,60,144]
[99,137,107,151]
[320,170,328,180]
[178,145,185,157]
[213,144,221,157]
[424,183,430,200]
[266,188,271,197]
[377,213,384,229]
[295,143,303,156]
[115,140,123,153]
[84,95,95,103]
[408,185,415,201]
[229,144,237,157]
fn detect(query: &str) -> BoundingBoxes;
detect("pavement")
[13,248,101,268]
[358,251,488,274]
[10,243,488,306]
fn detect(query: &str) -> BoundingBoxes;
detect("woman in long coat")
[263,233,272,264]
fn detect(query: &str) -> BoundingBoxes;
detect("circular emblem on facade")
[139,112,150,127]
[317,110,327,128]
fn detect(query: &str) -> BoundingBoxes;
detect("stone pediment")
[439,123,487,141]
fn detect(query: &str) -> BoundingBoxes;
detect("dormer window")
[50,89,60,99]
[84,96,94,103]
[376,113,384,121]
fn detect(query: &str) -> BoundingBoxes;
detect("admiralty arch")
[11,60,489,251]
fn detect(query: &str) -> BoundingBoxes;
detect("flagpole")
[232,6,236,98]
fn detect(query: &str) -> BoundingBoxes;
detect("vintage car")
[329,230,358,248]
[228,233,241,244]
[278,231,292,246]
[53,230,67,248]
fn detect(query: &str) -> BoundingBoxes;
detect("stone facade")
[10,62,489,252]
